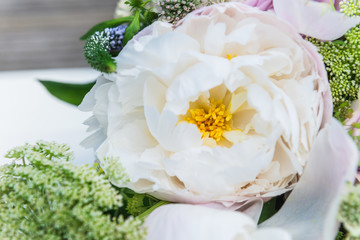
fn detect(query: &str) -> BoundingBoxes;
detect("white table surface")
[0,68,100,165]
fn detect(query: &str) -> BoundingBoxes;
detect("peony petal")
[261,118,359,239]
[144,106,203,152]
[145,204,291,240]
[273,0,360,41]
[204,22,226,56]
[243,0,274,11]
[78,76,111,112]
[164,136,277,196]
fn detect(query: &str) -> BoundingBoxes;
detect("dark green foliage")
[123,11,141,46]
[258,196,283,224]
[39,80,95,106]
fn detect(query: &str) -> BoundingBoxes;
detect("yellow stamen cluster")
[185,99,232,142]
[226,54,237,61]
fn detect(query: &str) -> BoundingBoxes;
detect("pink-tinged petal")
[273,0,360,40]
[243,0,274,11]
[261,118,359,239]
[145,204,291,240]
[314,0,341,10]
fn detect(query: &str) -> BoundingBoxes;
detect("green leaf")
[123,11,141,46]
[39,80,95,106]
[137,200,170,221]
[80,16,134,40]
[333,40,345,45]
[258,198,277,224]
[126,0,143,9]
[143,10,159,27]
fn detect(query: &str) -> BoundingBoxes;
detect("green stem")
[142,0,152,6]
[329,0,336,10]
[137,201,171,220]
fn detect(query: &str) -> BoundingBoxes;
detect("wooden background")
[0,0,119,71]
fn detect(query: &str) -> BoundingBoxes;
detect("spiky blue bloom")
[104,24,128,54]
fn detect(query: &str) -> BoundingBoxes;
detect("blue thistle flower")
[104,24,128,54]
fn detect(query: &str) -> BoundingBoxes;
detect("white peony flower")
[80,2,332,204]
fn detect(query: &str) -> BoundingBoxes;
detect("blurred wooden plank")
[0,0,119,71]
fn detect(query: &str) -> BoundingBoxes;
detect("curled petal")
[145,204,291,240]
[273,0,360,40]
[261,118,359,239]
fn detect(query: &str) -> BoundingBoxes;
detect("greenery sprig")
[84,31,117,73]
[338,184,360,239]
[0,141,146,240]
[157,0,202,23]
[307,24,360,121]
[340,0,360,17]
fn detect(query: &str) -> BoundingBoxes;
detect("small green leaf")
[126,0,143,9]
[123,11,141,46]
[143,10,159,27]
[39,80,95,106]
[137,200,170,221]
[258,198,277,224]
[80,16,134,40]
[333,40,345,45]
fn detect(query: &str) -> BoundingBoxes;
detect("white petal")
[145,204,291,240]
[247,84,273,121]
[261,118,359,239]
[273,0,360,40]
[164,136,276,195]
[166,57,230,106]
[144,106,203,152]
[204,22,226,55]
[78,76,111,111]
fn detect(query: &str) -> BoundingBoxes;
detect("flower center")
[226,54,237,61]
[184,98,232,142]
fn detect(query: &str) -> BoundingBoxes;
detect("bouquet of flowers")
[2,0,360,239]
